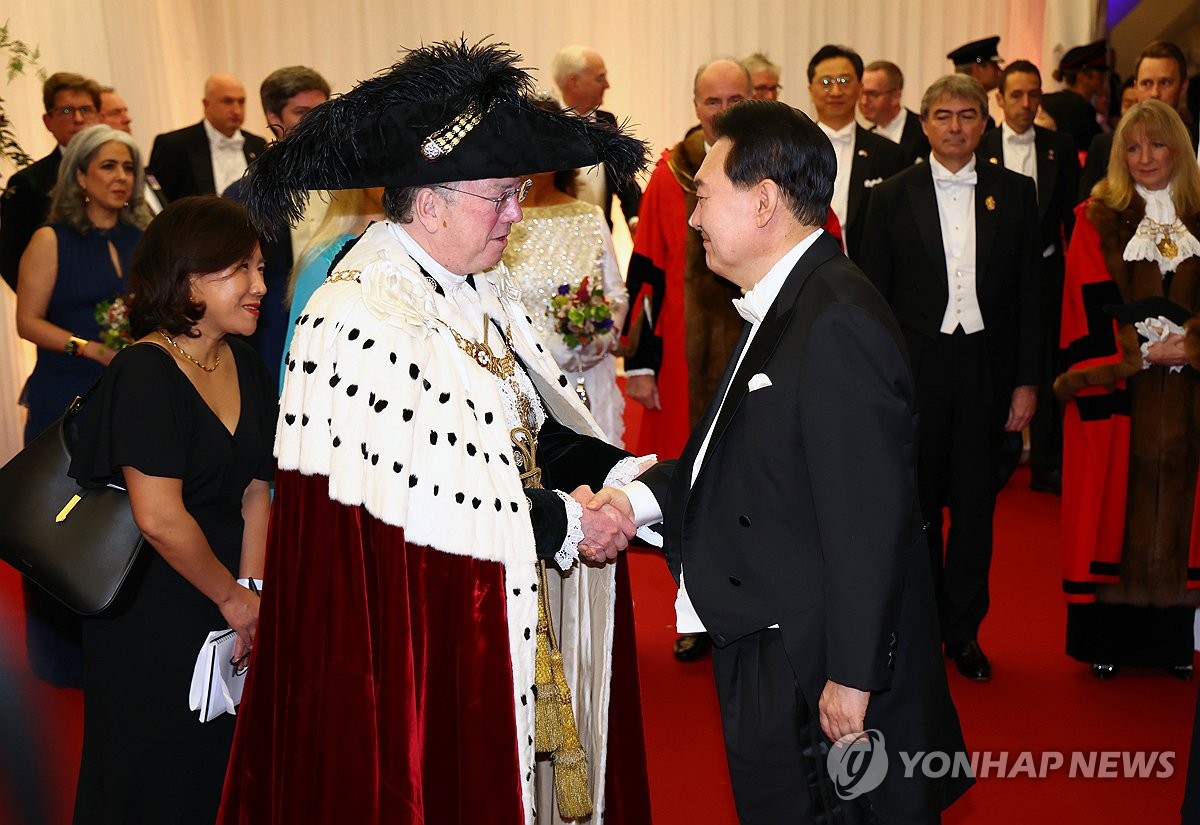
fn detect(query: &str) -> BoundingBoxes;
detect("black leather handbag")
[0,387,144,615]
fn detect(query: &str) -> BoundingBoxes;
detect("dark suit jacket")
[1079,121,1200,203]
[872,108,931,167]
[977,124,1080,257]
[0,148,60,291]
[843,126,905,263]
[859,159,1042,396]
[640,231,971,821]
[594,109,642,229]
[148,121,267,202]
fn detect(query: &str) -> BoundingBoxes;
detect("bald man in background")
[148,73,267,202]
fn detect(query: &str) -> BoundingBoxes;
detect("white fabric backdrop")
[0,0,1097,462]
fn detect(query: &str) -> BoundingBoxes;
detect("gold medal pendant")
[1157,232,1178,259]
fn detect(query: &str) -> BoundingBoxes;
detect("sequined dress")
[500,200,628,445]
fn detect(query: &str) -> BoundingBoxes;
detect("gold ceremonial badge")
[985,196,996,211]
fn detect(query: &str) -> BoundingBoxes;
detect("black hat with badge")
[242,38,649,237]
[947,36,1003,67]
[1058,40,1108,72]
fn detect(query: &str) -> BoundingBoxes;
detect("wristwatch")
[65,336,89,357]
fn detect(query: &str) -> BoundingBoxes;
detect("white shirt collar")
[387,222,469,290]
[928,153,977,180]
[732,230,825,325]
[203,118,243,147]
[1001,121,1035,143]
[818,120,856,143]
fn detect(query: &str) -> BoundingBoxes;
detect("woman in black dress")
[69,196,276,824]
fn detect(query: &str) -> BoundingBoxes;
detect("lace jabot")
[1124,184,1200,273]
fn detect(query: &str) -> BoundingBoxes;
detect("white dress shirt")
[929,156,984,335]
[872,110,906,145]
[819,121,856,232]
[625,230,826,632]
[203,118,248,196]
[1000,121,1038,191]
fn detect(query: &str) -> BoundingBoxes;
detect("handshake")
[571,485,635,565]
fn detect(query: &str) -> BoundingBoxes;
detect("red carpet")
[2,464,1196,824]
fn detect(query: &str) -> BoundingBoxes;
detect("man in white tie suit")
[977,60,1080,496]
[860,74,1041,683]
[148,74,267,202]
[591,99,971,825]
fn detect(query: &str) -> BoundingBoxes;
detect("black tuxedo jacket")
[859,159,1042,395]
[594,109,642,229]
[0,148,61,291]
[977,124,1080,257]
[1080,120,1199,203]
[640,231,970,820]
[148,121,267,202]
[876,108,932,167]
[843,126,905,262]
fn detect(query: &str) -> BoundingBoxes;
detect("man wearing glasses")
[807,44,903,263]
[860,75,1041,684]
[859,59,930,167]
[218,40,654,823]
[0,72,101,292]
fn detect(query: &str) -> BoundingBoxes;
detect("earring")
[122,201,130,208]
[83,191,90,204]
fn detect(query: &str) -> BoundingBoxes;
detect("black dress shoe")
[673,633,712,662]
[946,641,992,681]
[1168,665,1194,681]
[1030,469,1062,495]
[1091,663,1119,679]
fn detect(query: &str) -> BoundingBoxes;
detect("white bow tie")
[932,167,977,188]
[216,135,245,152]
[1006,129,1035,145]
[732,295,763,325]
[826,129,853,146]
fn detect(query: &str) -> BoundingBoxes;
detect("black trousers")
[711,629,877,825]
[913,331,1001,645]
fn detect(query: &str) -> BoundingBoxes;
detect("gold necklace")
[159,331,220,372]
[1138,216,1184,259]
[446,314,516,380]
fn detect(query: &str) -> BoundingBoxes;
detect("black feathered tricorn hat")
[243,38,649,236]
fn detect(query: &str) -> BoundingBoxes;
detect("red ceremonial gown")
[219,221,651,824]
[1057,196,1200,667]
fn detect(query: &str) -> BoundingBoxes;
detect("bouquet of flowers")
[548,277,615,351]
[94,296,134,350]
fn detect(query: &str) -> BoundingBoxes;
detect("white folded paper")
[189,629,247,722]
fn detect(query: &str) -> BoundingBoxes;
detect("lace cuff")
[1136,315,1186,373]
[605,454,662,547]
[604,454,658,488]
[552,490,584,571]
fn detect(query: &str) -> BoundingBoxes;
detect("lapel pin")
[985,195,996,211]
[988,156,999,164]
[857,148,868,157]
[1047,149,1055,161]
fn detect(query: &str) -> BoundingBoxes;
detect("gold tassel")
[550,648,593,819]
[533,563,563,752]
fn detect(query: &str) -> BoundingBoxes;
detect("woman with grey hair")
[14,123,149,687]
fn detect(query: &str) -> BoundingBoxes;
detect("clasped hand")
[570,485,636,564]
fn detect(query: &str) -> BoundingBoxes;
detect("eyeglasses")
[48,105,98,119]
[815,75,854,93]
[753,84,782,94]
[435,179,533,213]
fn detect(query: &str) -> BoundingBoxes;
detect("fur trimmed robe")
[1057,196,1200,606]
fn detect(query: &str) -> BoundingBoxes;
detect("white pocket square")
[747,373,773,392]
[864,177,884,188]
